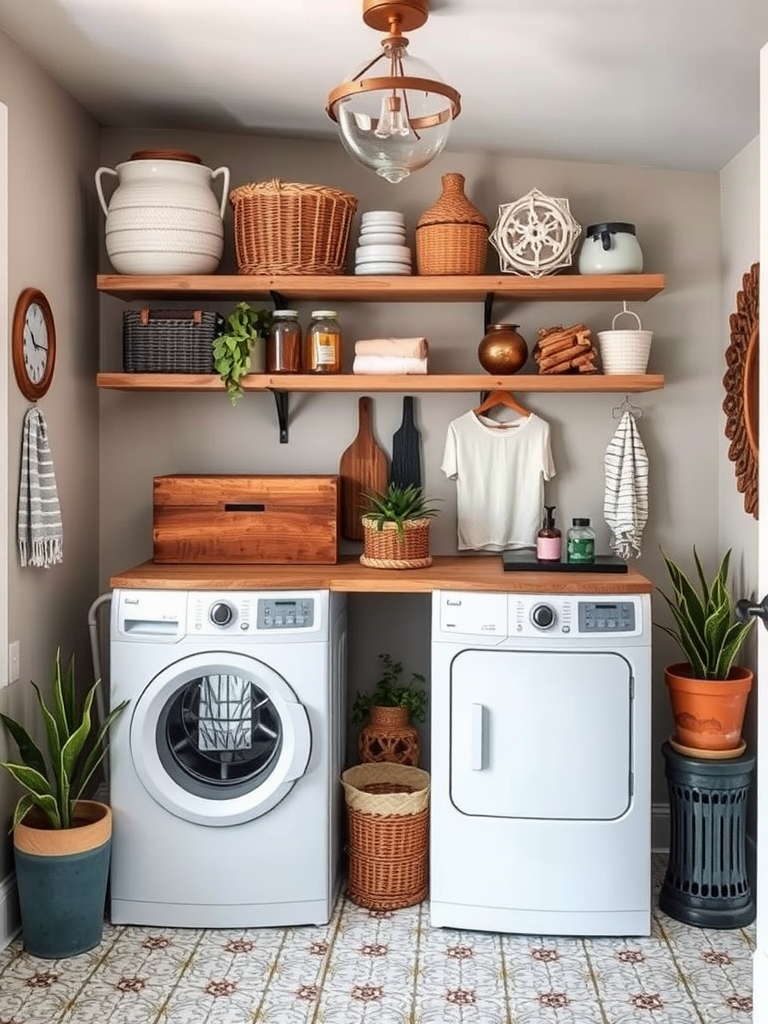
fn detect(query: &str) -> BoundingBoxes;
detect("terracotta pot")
[358,705,420,766]
[665,663,753,751]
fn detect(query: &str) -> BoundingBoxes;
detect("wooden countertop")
[110,556,654,594]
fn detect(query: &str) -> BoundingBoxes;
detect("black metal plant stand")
[660,741,755,928]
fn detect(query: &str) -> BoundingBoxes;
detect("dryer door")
[130,651,311,826]
[450,648,633,819]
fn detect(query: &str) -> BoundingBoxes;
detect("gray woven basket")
[122,308,224,373]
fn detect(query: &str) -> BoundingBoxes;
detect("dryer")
[430,589,651,937]
[109,588,347,928]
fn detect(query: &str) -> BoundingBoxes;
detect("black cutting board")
[502,549,628,573]
[390,395,422,490]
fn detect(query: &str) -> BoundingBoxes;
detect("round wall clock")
[12,287,56,400]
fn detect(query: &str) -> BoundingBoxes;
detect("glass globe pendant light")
[326,0,461,184]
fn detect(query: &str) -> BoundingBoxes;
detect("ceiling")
[0,0,767,173]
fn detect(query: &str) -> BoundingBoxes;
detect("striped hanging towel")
[604,410,649,560]
[17,407,63,568]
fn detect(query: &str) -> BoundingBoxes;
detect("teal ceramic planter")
[14,801,111,960]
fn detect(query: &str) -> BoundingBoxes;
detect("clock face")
[23,302,49,384]
[12,288,56,400]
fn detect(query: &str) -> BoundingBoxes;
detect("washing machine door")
[130,651,311,826]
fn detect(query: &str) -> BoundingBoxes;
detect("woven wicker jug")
[416,172,489,275]
[358,706,421,767]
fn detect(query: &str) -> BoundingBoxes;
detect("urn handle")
[94,166,118,218]
[210,166,231,220]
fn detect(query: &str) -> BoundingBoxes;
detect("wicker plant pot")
[416,172,489,276]
[341,763,430,911]
[359,705,420,767]
[360,517,432,570]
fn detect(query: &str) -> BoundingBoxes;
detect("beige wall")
[0,29,100,881]
[97,128,723,800]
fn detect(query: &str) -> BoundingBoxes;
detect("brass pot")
[478,323,528,374]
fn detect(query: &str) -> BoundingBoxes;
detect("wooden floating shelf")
[96,273,666,303]
[96,373,665,393]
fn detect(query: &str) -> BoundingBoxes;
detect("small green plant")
[362,483,440,539]
[212,301,273,405]
[351,653,428,724]
[0,650,129,830]
[656,546,754,680]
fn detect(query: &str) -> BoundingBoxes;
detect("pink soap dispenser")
[536,505,562,562]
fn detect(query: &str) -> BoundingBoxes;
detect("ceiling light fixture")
[326,0,461,184]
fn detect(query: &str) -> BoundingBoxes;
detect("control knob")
[210,601,234,627]
[531,603,556,630]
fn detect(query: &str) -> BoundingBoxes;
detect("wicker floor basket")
[360,518,432,570]
[229,179,358,275]
[342,764,430,911]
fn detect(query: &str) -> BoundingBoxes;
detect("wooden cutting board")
[339,396,389,541]
[390,395,422,490]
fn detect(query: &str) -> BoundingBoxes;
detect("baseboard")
[0,871,20,951]
[651,801,670,852]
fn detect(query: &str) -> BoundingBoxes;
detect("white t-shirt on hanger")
[441,410,556,551]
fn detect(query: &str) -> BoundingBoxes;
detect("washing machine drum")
[129,651,312,826]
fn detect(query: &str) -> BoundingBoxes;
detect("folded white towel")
[604,411,649,560]
[353,355,428,375]
[17,407,63,569]
[355,337,429,359]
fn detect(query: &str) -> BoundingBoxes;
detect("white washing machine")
[109,588,347,928]
[431,588,651,937]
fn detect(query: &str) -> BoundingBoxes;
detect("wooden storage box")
[153,475,339,564]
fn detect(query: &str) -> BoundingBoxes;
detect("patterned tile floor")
[0,856,755,1024]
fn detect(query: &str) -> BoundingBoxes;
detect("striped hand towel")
[17,407,63,568]
[604,410,649,560]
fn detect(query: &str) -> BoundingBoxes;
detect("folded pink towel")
[354,337,428,359]
[353,355,428,375]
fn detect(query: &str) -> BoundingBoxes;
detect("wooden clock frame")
[12,287,56,401]
[723,262,759,518]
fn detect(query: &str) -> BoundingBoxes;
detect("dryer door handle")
[283,702,312,781]
[470,703,486,771]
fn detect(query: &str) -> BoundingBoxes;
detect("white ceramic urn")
[95,150,230,275]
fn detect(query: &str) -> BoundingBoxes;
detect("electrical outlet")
[8,641,20,684]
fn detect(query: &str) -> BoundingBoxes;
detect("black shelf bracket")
[269,289,286,311]
[484,291,495,333]
[268,389,290,444]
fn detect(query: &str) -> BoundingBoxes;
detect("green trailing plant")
[212,301,273,405]
[656,546,755,680]
[351,653,428,725]
[0,650,129,830]
[362,483,440,539]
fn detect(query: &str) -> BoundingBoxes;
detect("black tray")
[501,549,628,573]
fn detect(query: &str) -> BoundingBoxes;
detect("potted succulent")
[0,650,129,958]
[360,483,440,570]
[352,653,428,767]
[212,301,272,405]
[656,546,755,754]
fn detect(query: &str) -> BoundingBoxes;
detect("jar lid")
[273,309,299,317]
[310,310,338,318]
[585,222,636,237]
[572,518,591,526]
[130,149,202,164]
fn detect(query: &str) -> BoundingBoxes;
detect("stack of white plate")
[355,210,412,275]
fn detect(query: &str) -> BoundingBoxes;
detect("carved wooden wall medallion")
[723,262,759,518]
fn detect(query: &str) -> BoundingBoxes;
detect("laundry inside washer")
[109,588,347,928]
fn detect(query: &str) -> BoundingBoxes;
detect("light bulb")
[374,95,411,140]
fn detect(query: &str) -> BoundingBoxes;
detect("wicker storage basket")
[597,308,653,374]
[360,517,432,570]
[229,179,358,275]
[416,172,488,276]
[122,308,223,373]
[341,763,430,911]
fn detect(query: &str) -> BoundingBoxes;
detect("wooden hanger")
[473,389,530,419]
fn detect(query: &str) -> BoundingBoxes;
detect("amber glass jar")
[268,310,302,373]
[305,310,341,373]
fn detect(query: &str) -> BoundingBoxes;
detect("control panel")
[257,597,315,630]
[578,601,636,633]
